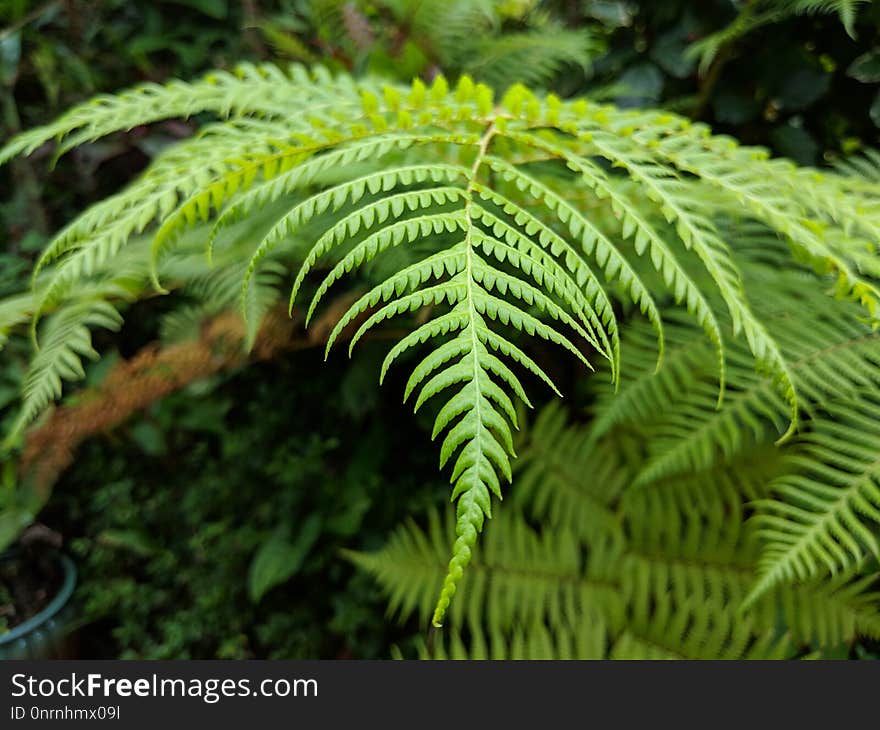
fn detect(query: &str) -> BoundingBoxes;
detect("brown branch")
[18,294,360,497]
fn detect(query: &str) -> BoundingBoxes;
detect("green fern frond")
[3,65,879,624]
[778,0,868,35]
[748,394,880,604]
[4,295,124,448]
[686,0,869,72]
[463,28,598,89]
[354,404,880,658]
[588,248,880,490]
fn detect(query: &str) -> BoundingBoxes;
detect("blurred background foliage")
[1,0,878,658]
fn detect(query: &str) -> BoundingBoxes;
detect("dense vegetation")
[1,0,880,659]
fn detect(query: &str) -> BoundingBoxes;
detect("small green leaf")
[247,516,322,603]
[847,50,880,83]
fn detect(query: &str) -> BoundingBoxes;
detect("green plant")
[1,63,879,630]
[1,0,266,256]
[588,1,879,166]
[352,251,880,656]
[688,1,871,74]
[44,348,440,658]
[259,0,604,90]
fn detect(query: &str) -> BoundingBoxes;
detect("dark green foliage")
[45,346,440,658]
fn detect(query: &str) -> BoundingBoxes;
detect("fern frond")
[0,63,364,165]
[513,402,627,547]
[315,122,603,626]
[463,28,597,89]
[590,251,880,489]
[686,0,868,72]
[4,65,879,624]
[355,404,880,658]
[4,295,124,448]
[748,394,880,604]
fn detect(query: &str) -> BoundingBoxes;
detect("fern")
[288,0,603,91]
[687,0,870,72]
[352,402,880,658]
[7,294,124,442]
[2,64,879,625]
[749,393,880,603]
[354,238,880,654]
[462,28,598,89]
[588,228,880,490]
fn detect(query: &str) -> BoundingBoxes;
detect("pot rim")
[0,551,76,645]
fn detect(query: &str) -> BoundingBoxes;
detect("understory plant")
[1,61,879,636]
